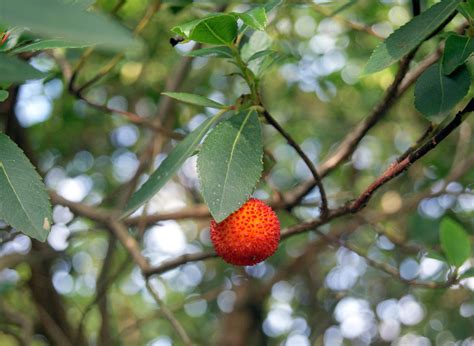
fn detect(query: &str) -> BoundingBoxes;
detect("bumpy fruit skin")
[210,198,280,266]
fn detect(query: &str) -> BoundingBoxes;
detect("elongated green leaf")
[247,49,275,62]
[11,39,90,53]
[264,0,283,12]
[0,133,51,241]
[185,46,233,58]
[459,268,474,280]
[189,14,237,45]
[0,90,8,102]
[364,0,461,74]
[0,0,141,51]
[236,7,267,31]
[425,250,447,262]
[197,110,263,222]
[458,1,474,21]
[414,63,470,118]
[439,217,471,267]
[0,54,45,83]
[442,34,474,74]
[124,115,222,217]
[162,92,227,109]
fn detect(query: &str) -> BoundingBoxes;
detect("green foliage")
[414,63,470,118]
[124,114,224,217]
[188,14,238,45]
[236,7,268,31]
[161,92,227,109]
[459,267,474,279]
[11,39,90,53]
[364,0,461,74]
[0,0,141,51]
[0,54,44,83]
[439,217,471,267]
[197,110,263,222]
[185,46,233,58]
[442,34,474,75]
[0,90,8,102]
[457,0,474,21]
[0,133,51,241]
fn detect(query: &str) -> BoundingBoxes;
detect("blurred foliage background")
[0,0,473,345]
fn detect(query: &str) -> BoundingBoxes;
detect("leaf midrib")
[217,110,253,216]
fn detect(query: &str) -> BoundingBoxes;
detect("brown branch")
[315,228,458,289]
[310,3,383,38]
[350,98,473,212]
[144,251,217,277]
[285,50,418,208]
[145,280,193,346]
[71,1,162,93]
[262,108,329,217]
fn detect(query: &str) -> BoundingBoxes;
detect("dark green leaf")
[185,46,233,58]
[237,7,267,31]
[0,54,45,83]
[458,1,474,21]
[0,90,8,102]
[189,14,237,45]
[11,39,90,53]
[442,34,474,74]
[198,110,263,222]
[0,0,141,51]
[364,0,461,74]
[124,115,223,217]
[162,92,227,109]
[0,133,52,241]
[459,268,474,280]
[439,217,471,267]
[414,63,470,118]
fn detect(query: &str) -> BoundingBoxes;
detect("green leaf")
[442,34,474,75]
[459,268,474,280]
[414,63,470,118]
[425,250,447,262]
[247,49,275,62]
[197,110,263,222]
[264,0,283,12]
[161,92,227,109]
[458,0,474,21]
[185,46,233,58]
[439,217,471,267]
[11,39,90,53]
[0,133,51,241]
[189,14,238,45]
[0,54,45,83]
[236,7,267,31]
[0,0,141,51]
[124,115,223,217]
[0,90,8,102]
[364,0,461,74]
[171,18,202,37]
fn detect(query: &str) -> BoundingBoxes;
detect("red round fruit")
[210,198,280,266]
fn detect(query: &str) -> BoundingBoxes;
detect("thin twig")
[145,280,193,346]
[262,108,329,217]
